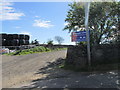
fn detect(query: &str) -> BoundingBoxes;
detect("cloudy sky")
[1,1,76,45]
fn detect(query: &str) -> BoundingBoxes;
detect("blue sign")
[72,31,89,42]
[75,31,86,36]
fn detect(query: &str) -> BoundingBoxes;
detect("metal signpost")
[71,2,91,66]
[85,2,91,66]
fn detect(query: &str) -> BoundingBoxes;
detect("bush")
[40,46,46,52]
[45,48,51,51]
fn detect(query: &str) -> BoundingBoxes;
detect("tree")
[54,36,64,44]
[64,1,120,45]
[47,39,53,46]
[31,39,39,45]
[34,39,39,44]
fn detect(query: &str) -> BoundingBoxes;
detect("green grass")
[5,46,67,56]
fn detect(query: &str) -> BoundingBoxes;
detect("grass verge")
[5,46,67,56]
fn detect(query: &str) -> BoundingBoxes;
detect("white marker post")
[85,2,91,66]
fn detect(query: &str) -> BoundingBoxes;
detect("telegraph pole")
[85,2,91,66]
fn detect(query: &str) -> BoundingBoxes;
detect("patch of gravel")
[2,50,67,88]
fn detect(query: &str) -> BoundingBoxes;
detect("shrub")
[45,48,51,51]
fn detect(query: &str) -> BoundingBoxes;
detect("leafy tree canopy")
[31,39,39,45]
[47,39,54,45]
[64,1,120,45]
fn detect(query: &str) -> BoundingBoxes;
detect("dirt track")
[2,49,119,88]
[2,50,67,88]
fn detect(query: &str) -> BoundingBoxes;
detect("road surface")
[2,50,67,88]
[2,49,119,88]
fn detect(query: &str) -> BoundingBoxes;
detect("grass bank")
[5,46,67,56]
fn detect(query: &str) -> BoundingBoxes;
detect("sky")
[1,1,76,45]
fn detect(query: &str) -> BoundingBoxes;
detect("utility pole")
[85,2,91,66]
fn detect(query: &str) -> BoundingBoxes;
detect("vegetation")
[64,1,120,45]
[31,39,39,45]
[6,46,67,56]
[54,36,64,45]
[47,39,54,45]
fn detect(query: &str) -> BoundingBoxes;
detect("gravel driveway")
[2,49,119,89]
[2,50,67,88]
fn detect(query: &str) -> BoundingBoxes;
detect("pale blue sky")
[1,2,76,45]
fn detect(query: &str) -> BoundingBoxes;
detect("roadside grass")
[5,46,67,56]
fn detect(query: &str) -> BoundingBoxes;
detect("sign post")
[85,2,91,66]
[71,2,91,67]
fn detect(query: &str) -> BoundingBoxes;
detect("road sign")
[71,31,87,42]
